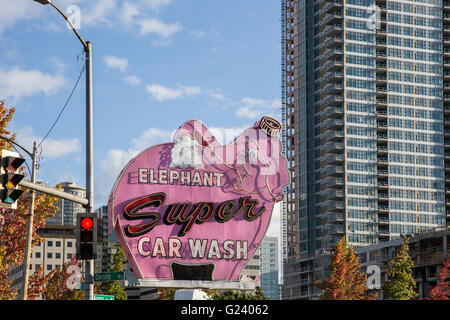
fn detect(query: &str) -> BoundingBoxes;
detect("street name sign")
[93,271,124,282]
[93,294,114,300]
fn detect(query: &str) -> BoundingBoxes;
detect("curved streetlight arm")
[0,136,33,158]
[33,0,87,49]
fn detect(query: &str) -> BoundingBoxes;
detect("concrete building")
[281,0,449,296]
[259,236,280,299]
[9,225,77,298]
[282,227,449,299]
[46,182,86,226]
[95,205,119,274]
[241,248,261,286]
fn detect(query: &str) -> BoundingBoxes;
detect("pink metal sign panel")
[108,117,289,286]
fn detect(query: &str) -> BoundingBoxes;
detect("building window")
[47,265,52,271]
[35,252,41,258]
[47,253,52,259]
[47,241,53,247]
[56,241,61,247]
[67,241,72,247]
[55,253,61,259]
[67,253,72,260]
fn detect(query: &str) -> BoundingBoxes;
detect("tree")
[27,267,57,300]
[427,258,450,300]
[382,236,417,300]
[212,287,268,300]
[315,236,377,300]
[0,100,59,299]
[43,256,84,300]
[100,243,127,300]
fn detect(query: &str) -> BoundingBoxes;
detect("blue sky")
[1,0,282,238]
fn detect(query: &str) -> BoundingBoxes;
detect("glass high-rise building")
[281,0,449,265]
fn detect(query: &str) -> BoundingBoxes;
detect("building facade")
[282,0,449,259]
[259,236,280,299]
[282,227,449,299]
[9,225,77,298]
[46,182,86,226]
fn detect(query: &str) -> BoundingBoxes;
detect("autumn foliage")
[316,236,377,300]
[0,100,59,299]
[427,258,450,300]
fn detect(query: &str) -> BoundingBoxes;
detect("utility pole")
[85,40,94,301]
[32,0,95,300]
[21,141,38,300]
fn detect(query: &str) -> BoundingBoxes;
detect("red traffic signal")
[81,217,93,230]
[77,213,97,260]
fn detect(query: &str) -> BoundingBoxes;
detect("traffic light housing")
[77,213,97,260]
[0,150,25,209]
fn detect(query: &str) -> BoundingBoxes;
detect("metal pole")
[21,141,38,300]
[85,41,94,301]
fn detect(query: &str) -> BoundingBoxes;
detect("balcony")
[376,110,387,118]
[377,145,388,154]
[320,13,343,27]
[378,192,389,200]
[321,59,344,71]
[321,24,343,38]
[324,141,344,153]
[326,189,344,199]
[320,36,343,49]
[323,106,344,117]
[325,176,344,188]
[324,118,344,129]
[324,130,344,142]
[322,94,344,106]
[325,153,344,164]
[376,98,387,106]
[379,205,389,213]
[327,212,345,223]
[325,200,344,211]
[378,169,388,177]
[322,82,343,95]
[324,70,343,81]
[325,164,344,176]
[320,0,343,15]
[328,224,345,235]
[378,217,389,224]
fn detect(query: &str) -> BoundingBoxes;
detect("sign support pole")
[21,141,37,300]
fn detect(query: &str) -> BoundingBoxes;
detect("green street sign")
[94,271,124,282]
[93,294,115,300]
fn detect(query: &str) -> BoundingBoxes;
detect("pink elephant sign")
[108,116,289,288]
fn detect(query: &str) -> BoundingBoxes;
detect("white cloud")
[15,127,80,160]
[140,0,174,11]
[103,55,128,72]
[95,127,172,205]
[82,0,118,27]
[146,84,201,101]
[0,0,43,34]
[236,97,281,120]
[0,68,67,100]
[120,2,140,26]
[138,18,182,38]
[124,75,141,86]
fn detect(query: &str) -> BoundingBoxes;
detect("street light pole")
[85,40,95,301]
[20,142,38,301]
[32,0,94,300]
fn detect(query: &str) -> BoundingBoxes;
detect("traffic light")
[77,213,97,260]
[0,150,25,209]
